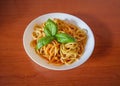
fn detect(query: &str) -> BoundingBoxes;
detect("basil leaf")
[45,19,58,36]
[44,26,52,36]
[55,33,75,43]
[36,36,54,49]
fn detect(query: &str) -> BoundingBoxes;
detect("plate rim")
[23,12,95,70]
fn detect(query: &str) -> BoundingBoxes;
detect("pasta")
[30,18,87,65]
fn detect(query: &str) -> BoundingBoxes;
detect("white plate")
[23,13,95,70]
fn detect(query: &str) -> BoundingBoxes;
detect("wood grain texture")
[0,0,120,86]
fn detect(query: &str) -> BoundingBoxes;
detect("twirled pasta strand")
[30,19,87,65]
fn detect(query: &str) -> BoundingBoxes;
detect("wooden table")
[0,0,120,86]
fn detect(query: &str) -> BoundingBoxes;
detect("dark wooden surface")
[0,0,120,86]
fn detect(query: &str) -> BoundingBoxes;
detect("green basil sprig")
[36,19,75,50]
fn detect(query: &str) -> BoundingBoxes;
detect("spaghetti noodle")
[30,18,87,65]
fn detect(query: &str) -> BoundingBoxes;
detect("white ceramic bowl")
[23,13,95,70]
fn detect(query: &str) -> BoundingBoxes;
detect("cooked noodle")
[30,18,87,65]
